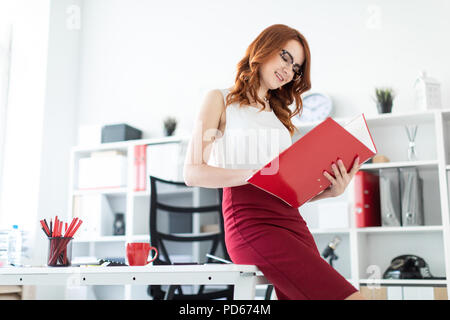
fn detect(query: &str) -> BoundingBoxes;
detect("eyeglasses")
[280,49,303,80]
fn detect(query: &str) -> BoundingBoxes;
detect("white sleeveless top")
[207,88,292,170]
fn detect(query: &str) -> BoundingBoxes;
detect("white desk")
[0,264,270,300]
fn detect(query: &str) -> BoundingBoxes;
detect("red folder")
[134,145,142,192]
[134,145,147,191]
[140,145,147,191]
[246,114,377,208]
[354,171,381,227]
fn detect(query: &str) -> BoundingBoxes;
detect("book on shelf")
[379,168,402,226]
[399,167,424,226]
[246,113,377,208]
[134,144,147,191]
[379,166,425,227]
[90,150,126,157]
[354,170,381,228]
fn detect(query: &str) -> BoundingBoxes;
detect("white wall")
[35,0,81,262]
[0,23,12,205]
[0,0,51,229]
[76,0,450,139]
[33,0,81,299]
[0,0,80,299]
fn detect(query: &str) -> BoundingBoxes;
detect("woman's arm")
[185,164,256,188]
[308,189,332,203]
[183,89,255,188]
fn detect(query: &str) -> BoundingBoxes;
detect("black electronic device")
[101,123,142,143]
[98,258,128,267]
[383,255,444,280]
[322,236,341,267]
[113,213,125,236]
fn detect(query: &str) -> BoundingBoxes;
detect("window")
[0,24,12,211]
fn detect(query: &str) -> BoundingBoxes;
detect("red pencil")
[40,220,50,237]
[65,218,78,237]
[53,216,58,237]
[68,219,83,238]
[43,219,50,235]
[55,220,59,237]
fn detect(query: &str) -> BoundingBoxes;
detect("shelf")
[72,187,193,197]
[308,226,444,236]
[129,234,150,242]
[359,279,447,286]
[356,225,443,234]
[364,110,438,127]
[73,187,127,196]
[309,228,350,235]
[360,160,438,170]
[294,109,450,130]
[72,135,190,153]
[73,235,127,243]
[133,188,193,197]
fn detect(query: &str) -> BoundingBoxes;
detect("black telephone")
[383,255,437,280]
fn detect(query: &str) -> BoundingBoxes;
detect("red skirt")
[222,183,358,300]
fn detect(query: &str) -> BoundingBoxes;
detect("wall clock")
[293,92,333,124]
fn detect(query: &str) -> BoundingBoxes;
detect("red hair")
[225,24,312,136]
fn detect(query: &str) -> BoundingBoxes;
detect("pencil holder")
[48,237,73,267]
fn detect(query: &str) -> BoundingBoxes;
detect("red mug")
[126,242,158,266]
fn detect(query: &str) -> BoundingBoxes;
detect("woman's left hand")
[322,157,361,198]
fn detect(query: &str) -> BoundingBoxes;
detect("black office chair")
[146,175,234,300]
[265,285,274,300]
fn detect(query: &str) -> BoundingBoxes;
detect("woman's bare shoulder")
[198,89,226,119]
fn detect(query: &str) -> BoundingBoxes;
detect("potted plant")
[163,116,177,136]
[374,87,395,113]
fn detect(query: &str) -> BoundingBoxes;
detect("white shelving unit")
[67,135,216,299]
[67,109,450,300]
[69,135,192,240]
[297,109,450,299]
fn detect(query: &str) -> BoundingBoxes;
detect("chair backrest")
[148,175,230,266]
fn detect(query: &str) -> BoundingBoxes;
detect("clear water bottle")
[8,225,22,266]
[0,229,9,267]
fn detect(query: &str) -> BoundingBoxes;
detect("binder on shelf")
[379,168,402,226]
[141,144,148,191]
[133,145,141,191]
[399,167,424,226]
[134,144,147,191]
[354,171,381,228]
[246,114,377,208]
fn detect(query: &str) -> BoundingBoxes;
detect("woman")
[184,24,365,300]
